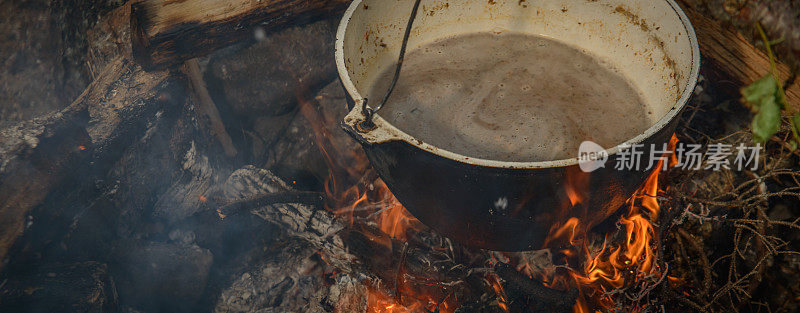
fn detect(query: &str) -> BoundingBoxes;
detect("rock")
[207,18,339,119]
[258,111,328,182]
[0,0,125,127]
[111,241,213,312]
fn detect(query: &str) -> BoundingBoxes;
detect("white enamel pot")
[335,0,700,251]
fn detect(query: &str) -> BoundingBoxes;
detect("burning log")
[216,166,353,269]
[213,235,368,313]
[130,0,351,70]
[493,262,578,312]
[183,58,239,157]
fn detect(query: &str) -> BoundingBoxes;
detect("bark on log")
[679,0,800,71]
[130,0,351,70]
[679,2,800,110]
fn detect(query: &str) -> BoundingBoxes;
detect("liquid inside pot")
[369,32,653,162]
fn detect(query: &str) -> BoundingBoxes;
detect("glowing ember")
[488,274,510,312]
[366,288,420,313]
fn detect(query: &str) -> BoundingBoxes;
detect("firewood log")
[680,4,800,111]
[130,0,351,70]
[0,57,184,271]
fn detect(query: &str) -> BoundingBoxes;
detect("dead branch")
[182,58,238,157]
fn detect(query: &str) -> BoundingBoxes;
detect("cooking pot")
[335,0,700,251]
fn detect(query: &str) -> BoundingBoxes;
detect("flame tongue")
[536,135,678,312]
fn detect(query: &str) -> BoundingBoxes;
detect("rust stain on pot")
[613,5,683,99]
[162,0,188,5]
[424,2,450,16]
[614,5,649,32]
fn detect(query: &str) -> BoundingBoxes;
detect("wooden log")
[183,58,239,157]
[679,3,800,110]
[0,56,184,271]
[679,0,800,71]
[493,262,578,312]
[0,99,92,273]
[130,0,351,70]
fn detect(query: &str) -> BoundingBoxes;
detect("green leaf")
[751,96,781,143]
[741,74,778,111]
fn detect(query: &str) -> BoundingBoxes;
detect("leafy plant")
[741,23,800,146]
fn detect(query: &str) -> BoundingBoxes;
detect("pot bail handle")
[360,0,423,130]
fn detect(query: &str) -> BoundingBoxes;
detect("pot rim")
[335,0,701,170]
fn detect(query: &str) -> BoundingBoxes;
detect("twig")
[183,58,238,157]
[212,191,326,217]
[395,242,410,305]
[677,228,712,297]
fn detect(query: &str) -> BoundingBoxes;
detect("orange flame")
[538,135,678,312]
[367,287,421,313]
[368,289,454,313]
[488,274,510,312]
[299,74,680,312]
[297,90,446,313]
[372,181,421,240]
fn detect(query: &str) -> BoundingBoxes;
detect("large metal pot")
[335,0,700,251]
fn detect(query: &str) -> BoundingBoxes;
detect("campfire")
[1,1,800,313]
[306,85,681,312]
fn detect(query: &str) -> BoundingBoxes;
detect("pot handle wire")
[360,0,423,130]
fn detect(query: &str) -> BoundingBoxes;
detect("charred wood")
[493,262,578,312]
